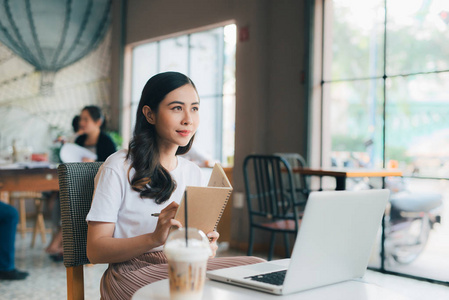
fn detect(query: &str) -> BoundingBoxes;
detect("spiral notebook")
[174,163,233,234]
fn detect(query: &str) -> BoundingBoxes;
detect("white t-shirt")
[86,149,203,252]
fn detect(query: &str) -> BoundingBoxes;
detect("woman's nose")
[182,111,193,125]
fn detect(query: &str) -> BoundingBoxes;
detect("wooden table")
[0,166,59,245]
[0,167,59,202]
[295,167,403,190]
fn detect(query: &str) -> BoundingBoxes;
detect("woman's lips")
[176,130,191,137]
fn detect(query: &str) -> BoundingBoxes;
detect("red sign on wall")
[239,26,250,42]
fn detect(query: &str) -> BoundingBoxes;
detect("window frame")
[312,0,449,284]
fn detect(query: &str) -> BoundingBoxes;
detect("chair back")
[243,155,300,228]
[274,152,309,205]
[58,162,102,268]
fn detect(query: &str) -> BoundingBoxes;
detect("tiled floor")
[1,233,448,300]
[0,232,106,299]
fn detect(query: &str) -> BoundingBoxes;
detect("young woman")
[75,105,116,162]
[86,72,264,299]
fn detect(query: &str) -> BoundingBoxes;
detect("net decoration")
[0,0,111,95]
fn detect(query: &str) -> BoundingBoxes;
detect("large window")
[316,0,449,283]
[128,24,236,165]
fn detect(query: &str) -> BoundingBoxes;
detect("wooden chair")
[243,154,302,260]
[58,162,103,300]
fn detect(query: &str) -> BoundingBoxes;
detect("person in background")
[45,107,116,260]
[45,192,64,261]
[72,115,81,136]
[55,115,84,144]
[75,105,116,162]
[0,202,29,280]
[46,115,83,260]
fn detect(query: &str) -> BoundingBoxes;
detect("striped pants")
[100,251,265,300]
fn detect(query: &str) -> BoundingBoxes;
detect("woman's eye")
[192,107,199,112]
[172,106,182,111]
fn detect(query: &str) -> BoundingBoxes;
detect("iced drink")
[164,228,211,300]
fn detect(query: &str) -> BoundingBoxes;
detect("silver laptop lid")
[282,189,389,294]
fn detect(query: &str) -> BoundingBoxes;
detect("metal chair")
[243,154,302,260]
[274,152,310,208]
[58,162,103,300]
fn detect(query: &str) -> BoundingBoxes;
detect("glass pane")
[385,73,449,177]
[222,94,235,166]
[223,24,236,97]
[326,79,384,170]
[130,102,139,134]
[159,36,188,74]
[195,96,221,162]
[387,0,449,75]
[131,43,158,129]
[324,0,384,80]
[384,177,449,282]
[190,28,223,97]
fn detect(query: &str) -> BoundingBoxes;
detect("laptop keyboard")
[244,270,287,286]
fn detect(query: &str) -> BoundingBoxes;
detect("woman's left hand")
[207,231,220,258]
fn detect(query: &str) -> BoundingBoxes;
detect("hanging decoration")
[0,0,111,95]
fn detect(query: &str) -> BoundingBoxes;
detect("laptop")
[207,189,390,295]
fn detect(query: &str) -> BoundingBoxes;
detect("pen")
[151,212,214,242]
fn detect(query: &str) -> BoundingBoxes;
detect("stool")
[10,191,51,247]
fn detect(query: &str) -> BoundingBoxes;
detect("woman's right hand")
[82,157,95,162]
[151,201,182,246]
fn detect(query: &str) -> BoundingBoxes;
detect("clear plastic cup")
[164,228,212,300]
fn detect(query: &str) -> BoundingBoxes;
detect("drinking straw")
[184,190,188,247]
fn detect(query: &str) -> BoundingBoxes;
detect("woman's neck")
[85,128,101,146]
[158,143,178,171]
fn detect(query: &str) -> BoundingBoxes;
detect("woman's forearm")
[87,203,181,264]
[87,233,161,264]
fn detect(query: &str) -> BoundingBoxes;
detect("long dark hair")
[127,72,197,204]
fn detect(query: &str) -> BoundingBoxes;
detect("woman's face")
[79,109,101,134]
[144,84,200,149]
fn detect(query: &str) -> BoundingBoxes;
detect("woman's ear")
[94,118,103,128]
[142,105,156,125]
